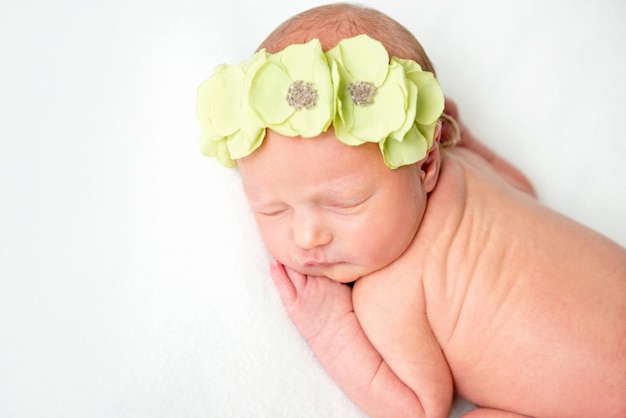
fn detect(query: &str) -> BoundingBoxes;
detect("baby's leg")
[444,98,536,197]
[270,261,427,417]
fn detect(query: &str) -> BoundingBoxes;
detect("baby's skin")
[239,102,626,418]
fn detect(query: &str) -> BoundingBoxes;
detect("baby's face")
[238,128,430,283]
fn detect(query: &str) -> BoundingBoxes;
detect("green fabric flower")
[397,57,445,149]
[196,53,267,167]
[379,57,445,169]
[326,34,418,147]
[248,38,334,138]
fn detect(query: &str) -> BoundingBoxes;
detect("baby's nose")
[292,213,332,250]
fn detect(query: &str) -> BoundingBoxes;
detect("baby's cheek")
[256,223,291,259]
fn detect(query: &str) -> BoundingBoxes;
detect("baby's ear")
[420,122,442,193]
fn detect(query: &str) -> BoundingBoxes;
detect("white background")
[1,1,625,417]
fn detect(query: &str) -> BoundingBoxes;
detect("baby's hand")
[269,261,357,363]
[270,261,438,417]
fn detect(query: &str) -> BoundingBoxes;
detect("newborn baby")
[197,4,626,417]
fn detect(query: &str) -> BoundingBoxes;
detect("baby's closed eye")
[254,205,290,218]
[323,196,370,214]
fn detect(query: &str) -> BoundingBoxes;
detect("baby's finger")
[270,260,297,307]
[283,265,307,292]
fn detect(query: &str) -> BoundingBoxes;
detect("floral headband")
[196,34,445,169]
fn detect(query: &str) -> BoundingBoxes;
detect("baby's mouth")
[302,260,330,267]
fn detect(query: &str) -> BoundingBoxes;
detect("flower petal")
[279,39,325,80]
[288,99,334,137]
[327,34,389,85]
[417,120,438,149]
[386,62,418,141]
[349,82,406,141]
[413,75,444,125]
[196,63,244,138]
[249,60,295,126]
[395,58,444,125]
[380,124,429,169]
[227,127,265,160]
[199,133,236,168]
[334,119,366,146]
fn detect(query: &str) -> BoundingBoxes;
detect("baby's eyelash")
[258,209,286,217]
[254,206,289,217]
[326,197,368,212]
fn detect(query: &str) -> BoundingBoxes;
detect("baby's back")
[422,147,626,416]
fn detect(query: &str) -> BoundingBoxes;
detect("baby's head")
[256,3,436,72]
[197,3,445,282]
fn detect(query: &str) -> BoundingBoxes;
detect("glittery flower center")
[286,80,319,110]
[347,81,377,106]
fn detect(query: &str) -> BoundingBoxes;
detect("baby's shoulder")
[439,147,509,190]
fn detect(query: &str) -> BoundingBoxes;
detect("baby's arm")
[352,273,453,418]
[270,262,440,418]
[443,98,536,197]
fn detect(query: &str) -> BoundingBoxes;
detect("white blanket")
[1,1,624,416]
